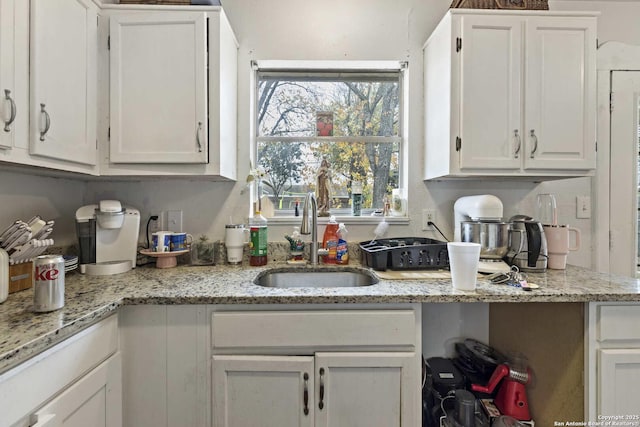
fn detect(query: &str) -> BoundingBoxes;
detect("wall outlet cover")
[167,210,183,232]
[576,196,591,219]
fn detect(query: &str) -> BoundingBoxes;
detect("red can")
[33,254,65,312]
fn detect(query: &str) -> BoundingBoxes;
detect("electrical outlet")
[167,210,183,232]
[149,214,162,233]
[576,196,591,219]
[422,209,436,231]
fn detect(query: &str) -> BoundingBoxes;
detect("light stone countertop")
[1,261,640,374]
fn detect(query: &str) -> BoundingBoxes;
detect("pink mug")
[543,224,581,269]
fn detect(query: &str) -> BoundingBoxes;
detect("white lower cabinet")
[31,353,122,427]
[212,355,315,427]
[0,315,120,427]
[119,305,210,427]
[597,349,640,415]
[213,352,415,427]
[117,304,421,427]
[586,303,640,419]
[211,306,422,427]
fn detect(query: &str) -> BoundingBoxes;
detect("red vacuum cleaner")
[471,362,531,421]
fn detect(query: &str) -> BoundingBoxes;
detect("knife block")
[8,262,33,293]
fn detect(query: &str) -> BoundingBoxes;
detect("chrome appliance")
[504,215,547,272]
[454,195,511,273]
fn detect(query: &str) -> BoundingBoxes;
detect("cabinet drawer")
[597,305,640,342]
[211,309,417,351]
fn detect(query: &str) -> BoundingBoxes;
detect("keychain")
[488,266,539,290]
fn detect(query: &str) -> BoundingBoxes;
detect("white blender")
[453,195,511,274]
[75,200,140,275]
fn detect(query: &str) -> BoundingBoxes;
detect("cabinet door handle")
[529,129,538,158]
[196,121,203,152]
[30,413,57,427]
[3,89,17,132]
[303,372,309,415]
[39,104,51,142]
[318,367,325,410]
[513,129,521,159]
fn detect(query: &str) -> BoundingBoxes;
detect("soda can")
[33,254,65,312]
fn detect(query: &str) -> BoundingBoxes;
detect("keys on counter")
[486,266,540,291]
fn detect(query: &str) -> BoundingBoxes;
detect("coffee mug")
[170,233,193,252]
[225,224,250,264]
[543,224,581,269]
[152,231,172,252]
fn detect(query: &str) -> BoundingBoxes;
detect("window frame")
[250,60,409,223]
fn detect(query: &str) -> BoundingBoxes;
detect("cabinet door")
[458,14,522,171]
[120,305,209,427]
[314,352,418,427]
[30,0,97,165]
[212,355,314,427]
[598,349,640,417]
[523,16,596,170]
[109,13,208,164]
[31,352,122,427]
[0,0,16,149]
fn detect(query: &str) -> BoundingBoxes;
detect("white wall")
[1,0,639,267]
[551,0,640,45]
[0,168,86,246]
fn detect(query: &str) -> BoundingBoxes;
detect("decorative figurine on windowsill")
[285,227,305,264]
[317,158,331,217]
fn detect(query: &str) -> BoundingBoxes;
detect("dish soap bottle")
[322,216,339,264]
[249,210,268,266]
[336,223,349,265]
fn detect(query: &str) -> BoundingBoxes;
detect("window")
[253,61,406,218]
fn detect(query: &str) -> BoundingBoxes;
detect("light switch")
[576,196,591,219]
[167,210,183,232]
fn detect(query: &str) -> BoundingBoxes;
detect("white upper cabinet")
[109,13,208,164]
[30,0,98,166]
[524,16,596,171]
[424,10,597,179]
[100,6,238,179]
[0,0,17,150]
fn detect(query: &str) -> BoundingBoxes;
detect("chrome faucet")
[300,192,327,265]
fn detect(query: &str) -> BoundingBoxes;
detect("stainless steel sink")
[253,268,378,288]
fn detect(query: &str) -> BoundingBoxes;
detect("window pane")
[257,77,400,138]
[257,140,399,216]
[255,68,403,217]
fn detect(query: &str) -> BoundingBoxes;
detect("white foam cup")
[447,242,481,291]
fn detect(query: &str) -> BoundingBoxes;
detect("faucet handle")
[317,247,329,256]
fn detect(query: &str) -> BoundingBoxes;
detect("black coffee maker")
[423,357,466,427]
